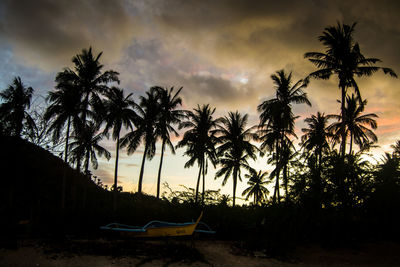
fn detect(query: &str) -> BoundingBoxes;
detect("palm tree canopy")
[102,86,137,140]
[301,112,332,154]
[391,140,400,157]
[214,111,258,185]
[58,47,119,121]
[154,86,185,154]
[305,22,397,99]
[69,121,111,171]
[242,168,270,204]
[0,76,35,137]
[328,94,378,150]
[44,78,84,142]
[121,87,159,159]
[177,104,218,169]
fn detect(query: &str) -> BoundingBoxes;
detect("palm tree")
[176,104,218,203]
[121,87,159,194]
[56,47,119,170]
[215,111,257,207]
[301,112,332,171]
[69,121,111,174]
[258,70,310,204]
[45,76,83,163]
[328,94,378,155]
[242,168,270,205]
[154,86,184,199]
[305,22,397,156]
[102,87,137,208]
[0,77,34,138]
[391,140,400,157]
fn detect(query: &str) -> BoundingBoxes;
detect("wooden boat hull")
[101,212,203,238]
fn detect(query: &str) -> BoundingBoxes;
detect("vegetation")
[1,22,400,256]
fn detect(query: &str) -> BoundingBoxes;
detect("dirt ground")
[1,239,400,266]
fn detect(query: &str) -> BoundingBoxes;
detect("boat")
[100,212,215,237]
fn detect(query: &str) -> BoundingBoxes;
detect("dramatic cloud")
[0,0,134,70]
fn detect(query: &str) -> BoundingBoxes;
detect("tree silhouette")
[328,95,378,155]
[45,76,83,163]
[121,87,159,194]
[102,87,137,209]
[177,104,218,203]
[305,22,396,156]
[258,70,310,204]
[242,168,270,205]
[0,77,34,138]
[391,140,400,157]
[69,121,111,174]
[57,47,119,170]
[214,111,257,207]
[301,112,332,171]
[154,86,184,199]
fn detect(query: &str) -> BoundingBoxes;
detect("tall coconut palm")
[301,112,332,170]
[305,22,396,156]
[121,87,159,194]
[328,94,378,155]
[102,87,137,208]
[69,121,111,174]
[242,169,270,205]
[57,47,119,170]
[215,111,257,207]
[258,70,310,204]
[45,76,83,163]
[176,104,218,203]
[0,77,34,138]
[154,86,184,199]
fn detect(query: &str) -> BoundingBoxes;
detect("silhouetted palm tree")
[242,168,270,205]
[102,87,137,208]
[121,87,159,194]
[0,77,34,137]
[301,112,332,170]
[45,76,83,163]
[154,86,184,199]
[59,47,119,122]
[215,111,257,207]
[305,22,396,156]
[69,121,111,174]
[258,70,310,204]
[328,95,378,154]
[177,104,218,203]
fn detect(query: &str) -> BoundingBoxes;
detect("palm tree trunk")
[283,163,288,202]
[273,142,281,204]
[349,133,353,155]
[156,140,166,199]
[64,117,71,163]
[195,160,202,203]
[84,150,90,174]
[138,145,147,194]
[202,156,206,204]
[61,117,71,209]
[340,85,347,157]
[233,168,237,207]
[113,133,120,211]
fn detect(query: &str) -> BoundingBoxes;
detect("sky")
[1,0,400,201]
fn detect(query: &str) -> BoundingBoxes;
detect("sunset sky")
[1,0,399,199]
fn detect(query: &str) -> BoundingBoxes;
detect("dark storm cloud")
[0,0,134,70]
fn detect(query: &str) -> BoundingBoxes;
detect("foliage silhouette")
[0,77,34,138]
[305,22,397,156]
[177,104,218,204]
[215,111,258,207]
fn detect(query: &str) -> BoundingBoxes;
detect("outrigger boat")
[100,212,215,237]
